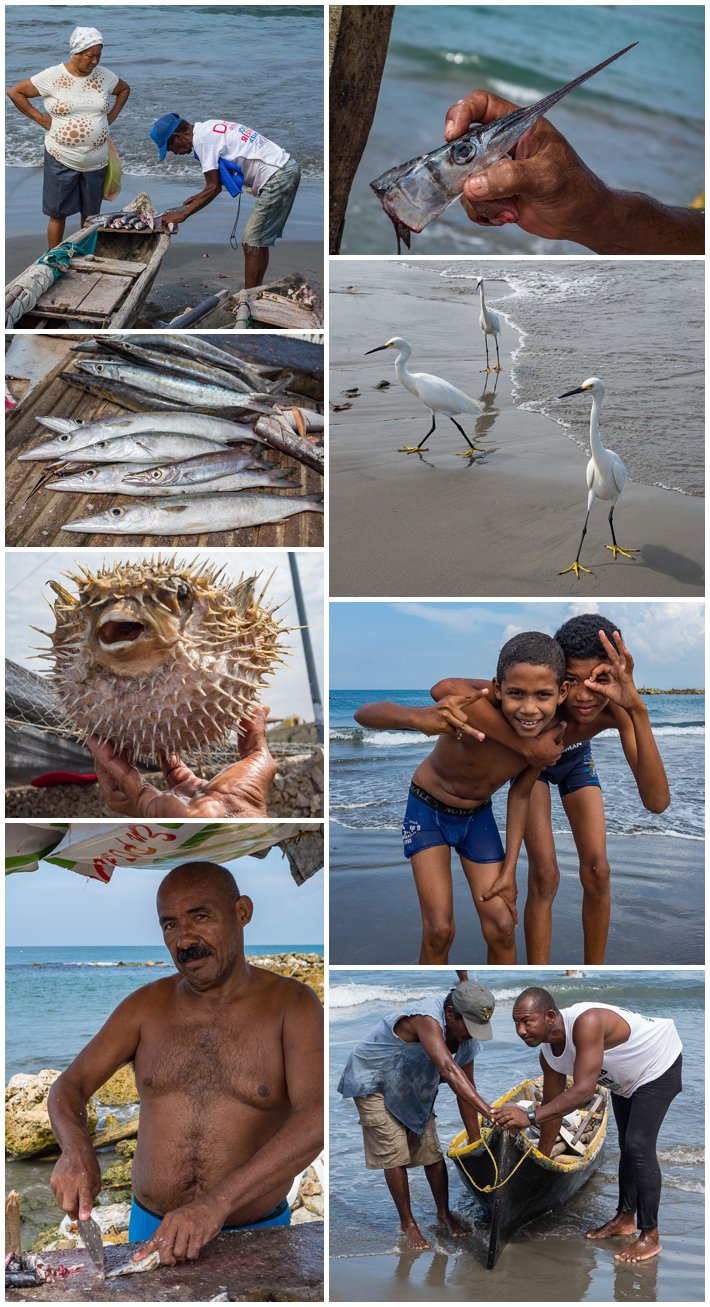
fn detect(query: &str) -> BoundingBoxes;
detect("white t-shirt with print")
[192,120,289,197]
[32,63,119,172]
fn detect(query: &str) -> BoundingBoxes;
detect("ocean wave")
[657,1145,704,1165]
[330,729,426,749]
[5,151,324,181]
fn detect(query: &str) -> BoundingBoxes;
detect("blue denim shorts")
[539,741,601,797]
[402,783,504,863]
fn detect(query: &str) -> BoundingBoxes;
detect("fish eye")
[150,469,164,480]
[85,469,97,479]
[176,581,191,602]
[58,434,71,443]
[110,507,123,518]
[452,140,475,164]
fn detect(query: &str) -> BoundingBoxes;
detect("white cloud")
[502,623,524,643]
[619,602,704,664]
[565,601,600,617]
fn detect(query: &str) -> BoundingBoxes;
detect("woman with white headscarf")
[7,26,130,248]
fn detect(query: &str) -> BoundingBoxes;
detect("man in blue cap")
[149,113,300,288]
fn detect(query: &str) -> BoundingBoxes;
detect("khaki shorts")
[242,157,301,248]
[354,1094,443,1169]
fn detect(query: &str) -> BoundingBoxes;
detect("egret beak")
[365,344,390,355]
[557,387,585,399]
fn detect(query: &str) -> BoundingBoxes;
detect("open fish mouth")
[96,615,147,649]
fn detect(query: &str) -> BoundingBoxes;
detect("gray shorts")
[242,156,301,248]
[42,151,107,219]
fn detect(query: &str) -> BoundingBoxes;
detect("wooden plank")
[70,273,132,315]
[36,270,131,314]
[112,233,171,328]
[70,255,146,276]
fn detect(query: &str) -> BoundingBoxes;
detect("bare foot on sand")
[437,1211,469,1238]
[402,1221,430,1251]
[585,1212,638,1240]
[614,1231,662,1263]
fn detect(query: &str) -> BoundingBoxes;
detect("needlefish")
[370,42,637,251]
[63,493,325,535]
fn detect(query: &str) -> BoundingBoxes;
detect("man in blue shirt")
[338,979,495,1249]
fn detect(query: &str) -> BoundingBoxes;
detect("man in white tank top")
[492,986,682,1264]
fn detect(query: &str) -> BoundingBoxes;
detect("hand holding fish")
[448,90,704,255]
[86,707,276,818]
[136,1194,226,1265]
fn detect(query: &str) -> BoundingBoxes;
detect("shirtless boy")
[354,631,569,964]
[48,862,323,1265]
[431,615,670,964]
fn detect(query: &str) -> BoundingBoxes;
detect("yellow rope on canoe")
[456,1132,534,1193]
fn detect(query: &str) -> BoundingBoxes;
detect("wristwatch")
[526,1104,537,1126]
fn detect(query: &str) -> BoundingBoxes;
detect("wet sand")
[329,276,704,598]
[5,166,323,320]
[329,828,704,965]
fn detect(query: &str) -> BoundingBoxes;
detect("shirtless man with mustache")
[48,862,323,1264]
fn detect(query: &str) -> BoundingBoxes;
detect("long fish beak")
[558,387,585,399]
[365,344,390,355]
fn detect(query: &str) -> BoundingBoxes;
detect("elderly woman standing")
[7,26,129,249]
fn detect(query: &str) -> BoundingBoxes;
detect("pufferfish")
[39,556,287,764]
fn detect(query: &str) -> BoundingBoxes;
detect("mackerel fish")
[370,42,637,251]
[74,358,274,411]
[49,464,296,496]
[63,493,325,534]
[47,433,236,465]
[19,413,260,461]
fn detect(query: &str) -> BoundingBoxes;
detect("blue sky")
[6,847,323,947]
[330,600,705,690]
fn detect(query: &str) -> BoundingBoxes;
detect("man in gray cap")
[337,979,495,1249]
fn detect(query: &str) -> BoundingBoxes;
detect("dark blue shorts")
[128,1195,290,1242]
[42,150,107,219]
[539,741,601,797]
[402,784,504,863]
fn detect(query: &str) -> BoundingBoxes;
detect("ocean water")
[6,944,323,1078]
[6,6,324,179]
[330,259,704,498]
[340,4,704,254]
[330,690,704,841]
[330,969,705,1301]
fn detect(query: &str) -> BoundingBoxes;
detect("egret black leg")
[484,337,490,370]
[416,415,436,449]
[495,335,501,371]
[605,505,639,560]
[450,417,484,453]
[560,511,592,578]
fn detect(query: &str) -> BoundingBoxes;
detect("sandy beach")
[6,166,323,322]
[329,827,704,965]
[330,269,704,598]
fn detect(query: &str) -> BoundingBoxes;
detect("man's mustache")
[177,944,213,964]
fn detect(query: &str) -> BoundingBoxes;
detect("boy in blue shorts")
[354,632,569,965]
[431,616,670,964]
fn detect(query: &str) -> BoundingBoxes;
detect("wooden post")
[329,5,395,253]
[5,1190,21,1255]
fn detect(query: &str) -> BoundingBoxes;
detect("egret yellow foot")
[481,367,497,373]
[494,364,503,372]
[455,448,485,459]
[398,444,427,453]
[605,545,639,560]
[559,561,593,578]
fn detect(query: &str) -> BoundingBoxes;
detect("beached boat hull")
[6,225,170,329]
[448,1077,608,1269]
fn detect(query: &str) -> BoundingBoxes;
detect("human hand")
[443,90,609,245]
[39,113,52,130]
[137,1195,225,1265]
[161,209,187,224]
[584,630,641,711]
[490,1103,529,1134]
[522,719,567,767]
[50,1148,101,1220]
[86,707,276,818]
[479,867,518,926]
[417,691,489,741]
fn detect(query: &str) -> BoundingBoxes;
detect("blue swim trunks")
[539,741,601,797]
[402,783,504,863]
[128,1195,290,1243]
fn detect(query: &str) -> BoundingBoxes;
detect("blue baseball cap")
[150,113,182,160]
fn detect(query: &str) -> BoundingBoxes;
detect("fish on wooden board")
[63,493,325,534]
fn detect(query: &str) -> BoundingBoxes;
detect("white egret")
[558,377,638,579]
[365,336,482,455]
[475,278,502,372]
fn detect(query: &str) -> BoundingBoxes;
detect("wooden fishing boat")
[5,220,171,330]
[448,1075,609,1269]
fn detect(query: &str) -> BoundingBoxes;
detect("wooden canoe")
[6,221,170,330]
[448,1076,609,1268]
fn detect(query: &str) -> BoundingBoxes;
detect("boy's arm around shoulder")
[433,678,567,766]
[356,692,486,740]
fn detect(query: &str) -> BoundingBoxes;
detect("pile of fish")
[92,209,177,234]
[15,334,324,537]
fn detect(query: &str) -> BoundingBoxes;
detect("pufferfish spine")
[43,556,288,764]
